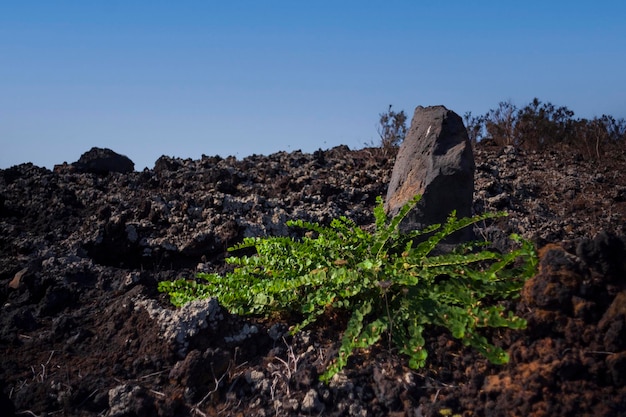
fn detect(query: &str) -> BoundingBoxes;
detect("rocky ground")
[1,141,625,417]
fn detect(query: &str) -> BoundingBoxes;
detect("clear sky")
[1,1,624,170]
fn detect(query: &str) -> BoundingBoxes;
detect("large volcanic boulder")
[385,105,475,241]
[72,147,135,174]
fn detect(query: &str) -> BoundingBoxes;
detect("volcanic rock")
[72,147,135,174]
[1,141,626,416]
[385,105,475,241]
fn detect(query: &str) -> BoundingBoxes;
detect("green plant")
[159,195,537,382]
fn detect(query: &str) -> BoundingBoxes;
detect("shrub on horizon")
[473,98,625,158]
[377,104,408,151]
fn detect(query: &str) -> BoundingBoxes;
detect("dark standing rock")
[72,147,135,174]
[385,105,475,242]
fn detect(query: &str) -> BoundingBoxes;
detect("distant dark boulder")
[72,147,135,174]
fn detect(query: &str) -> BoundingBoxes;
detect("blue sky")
[1,1,624,170]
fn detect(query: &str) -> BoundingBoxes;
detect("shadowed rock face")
[72,147,135,174]
[385,105,475,241]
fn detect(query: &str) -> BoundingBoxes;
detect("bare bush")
[484,100,518,146]
[463,111,486,145]
[476,98,624,160]
[514,98,574,150]
[377,105,407,151]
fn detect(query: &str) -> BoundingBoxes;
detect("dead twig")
[191,360,232,416]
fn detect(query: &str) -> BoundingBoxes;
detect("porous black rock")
[72,147,135,174]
